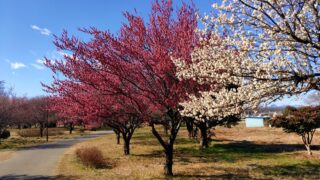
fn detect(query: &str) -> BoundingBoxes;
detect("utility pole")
[46,98,49,142]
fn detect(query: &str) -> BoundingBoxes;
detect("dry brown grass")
[58,133,164,180]
[17,128,66,137]
[57,124,320,180]
[215,124,320,145]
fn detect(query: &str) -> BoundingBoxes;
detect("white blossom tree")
[173,35,279,148]
[174,34,284,119]
[174,0,320,128]
[209,0,320,93]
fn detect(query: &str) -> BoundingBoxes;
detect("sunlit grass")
[57,126,320,179]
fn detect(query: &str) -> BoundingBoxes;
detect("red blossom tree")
[10,97,31,129]
[44,74,145,155]
[26,97,57,138]
[44,0,202,176]
[271,106,320,155]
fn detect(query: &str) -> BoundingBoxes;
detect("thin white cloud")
[31,59,45,70]
[36,59,45,64]
[10,62,27,70]
[31,63,45,70]
[31,25,51,36]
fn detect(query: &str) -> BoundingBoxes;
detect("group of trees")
[0,81,11,140]
[43,0,320,176]
[0,82,56,140]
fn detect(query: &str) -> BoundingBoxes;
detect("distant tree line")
[0,81,59,140]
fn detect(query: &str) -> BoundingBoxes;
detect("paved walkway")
[0,131,112,180]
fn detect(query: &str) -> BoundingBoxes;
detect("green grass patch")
[0,137,46,149]
[0,128,88,150]
[254,161,320,179]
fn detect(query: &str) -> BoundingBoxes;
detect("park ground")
[57,123,320,180]
[0,130,111,179]
[0,128,87,161]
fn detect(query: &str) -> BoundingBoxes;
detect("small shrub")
[0,129,10,139]
[17,129,40,137]
[75,147,109,168]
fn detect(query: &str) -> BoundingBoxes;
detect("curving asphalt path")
[0,131,112,180]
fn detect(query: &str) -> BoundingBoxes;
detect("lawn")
[57,124,320,179]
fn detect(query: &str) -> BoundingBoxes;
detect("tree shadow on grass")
[175,174,257,180]
[132,132,160,146]
[133,138,198,146]
[175,137,199,145]
[254,161,320,178]
[131,138,320,179]
[0,174,78,180]
[175,140,320,163]
[175,149,320,179]
[133,140,319,163]
[132,139,160,146]
[175,166,268,180]
[131,149,163,158]
[133,132,156,141]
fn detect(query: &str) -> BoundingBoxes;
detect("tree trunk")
[113,129,121,144]
[150,114,181,176]
[69,122,74,134]
[123,135,131,155]
[151,125,175,177]
[199,122,208,148]
[121,128,135,156]
[149,109,182,177]
[46,124,49,142]
[124,139,130,155]
[40,125,43,137]
[164,144,173,176]
[185,117,194,138]
[163,124,168,135]
[306,144,312,155]
[116,132,121,144]
[302,133,313,156]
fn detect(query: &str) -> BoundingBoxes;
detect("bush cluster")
[0,129,10,139]
[75,147,108,169]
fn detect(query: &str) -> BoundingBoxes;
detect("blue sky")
[0,0,214,97]
[0,0,307,106]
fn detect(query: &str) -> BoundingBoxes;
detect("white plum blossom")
[174,35,286,120]
[210,0,320,90]
[174,0,320,120]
